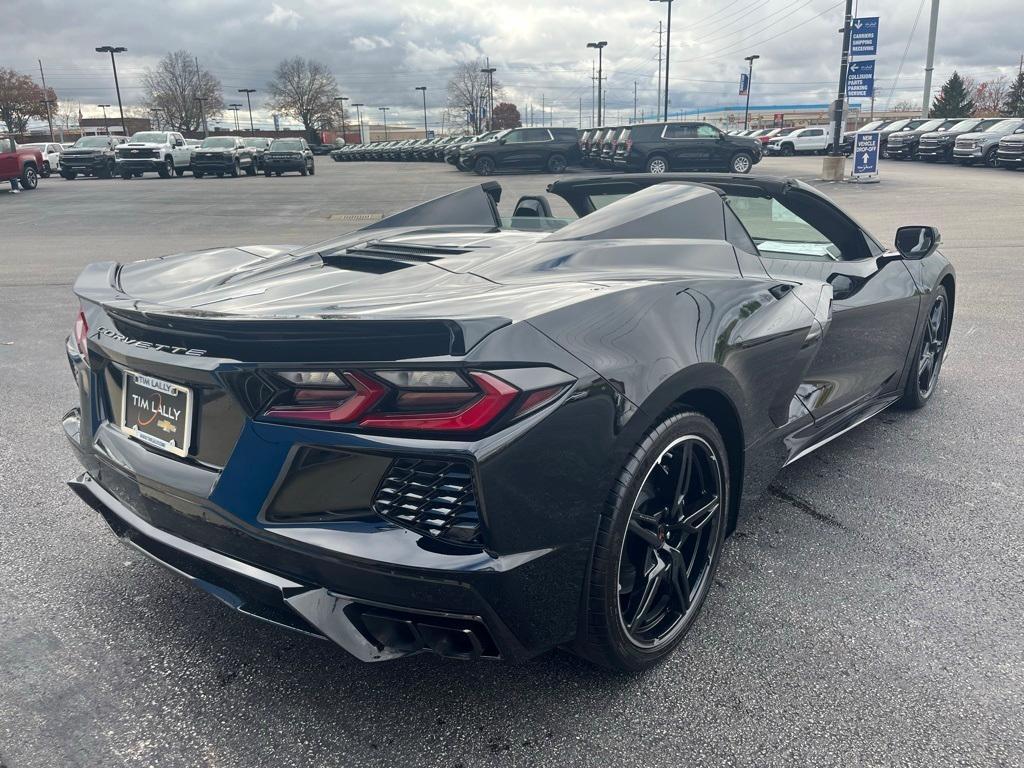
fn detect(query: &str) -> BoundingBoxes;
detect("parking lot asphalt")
[1,157,1022,768]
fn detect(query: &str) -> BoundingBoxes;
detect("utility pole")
[480,62,496,130]
[98,104,111,135]
[920,0,941,118]
[238,89,257,133]
[228,103,242,131]
[743,54,760,130]
[591,61,596,128]
[379,106,389,139]
[335,96,349,139]
[352,103,364,142]
[37,60,55,141]
[633,81,638,123]
[95,46,128,136]
[823,0,854,179]
[415,87,428,136]
[656,21,663,122]
[587,41,607,126]
[651,0,673,121]
[195,97,209,137]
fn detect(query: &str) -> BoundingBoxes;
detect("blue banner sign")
[847,60,876,98]
[852,131,880,178]
[851,16,879,56]
[739,73,749,96]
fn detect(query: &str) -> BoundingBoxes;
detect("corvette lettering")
[94,326,206,356]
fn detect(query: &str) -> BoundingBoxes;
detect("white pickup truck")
[114,131,194,178]
[766,126,833,156]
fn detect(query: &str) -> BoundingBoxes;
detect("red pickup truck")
[0,137,43,190]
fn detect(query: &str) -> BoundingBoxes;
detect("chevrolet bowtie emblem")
[156,419,177,434]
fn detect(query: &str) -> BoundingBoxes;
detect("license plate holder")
[120,370,193,457]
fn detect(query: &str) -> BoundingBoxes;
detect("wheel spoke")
[667,496,719,534]
[627,555,668,631]
[628,518,662,549]
[666,546,692,612]
[671,442,693,519]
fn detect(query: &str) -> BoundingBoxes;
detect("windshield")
[917,119,946,132]
[884,119,912,132]
[858,120,885,132]
[271,139,303,150]
[984,119,1023,133]
[129,132,168,143]
[948,119,979,132]
[74,137,112,147]
[201,137,237,148]
[242,138,268,147]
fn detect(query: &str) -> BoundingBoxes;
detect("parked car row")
[334,122,764,175]
[838,117,1024,168]
[53,132,314,179]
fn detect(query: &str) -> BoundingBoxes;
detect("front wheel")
[20,165,39,190]
[193,171,205,178]
[899,285,950,410]
[573,411,729,673]
[780,144,795,157]
[309,162,315,176]
[546,153,567,174]
[61,171,77,180]
[157,158,173,178]
[264,169,272,177]
[245,160,257,176]
[473,156,495,176]
[729,152,753,174]
[984,147,999,168]
[230,159,240,177]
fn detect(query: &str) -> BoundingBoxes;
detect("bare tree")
[446,59,504,133]
[267,57,341,141]
[973,76,1009,115]
[142,51,224,133]
[0,68,57,135]
[891,100,920,113]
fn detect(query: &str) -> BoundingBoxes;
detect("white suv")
[767,126,833,156]
[114,131,193,178]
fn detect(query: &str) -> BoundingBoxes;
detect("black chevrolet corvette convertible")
[64,174,954,672]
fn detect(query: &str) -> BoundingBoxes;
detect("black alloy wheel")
[158,158,173,178]
[473,156,495,176]
[576,411,728,672]
[984,147,999,168]
[901,286,949,409]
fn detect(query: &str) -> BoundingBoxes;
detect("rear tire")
[546,153,567,173]
[645,155,668,174]
[572,411,729,673]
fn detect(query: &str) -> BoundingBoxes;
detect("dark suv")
[885,118,962,160]
[191,136,259,177]
[59,135,126,179]
[917,117,1002,162]
[614,121,762,174]
[460,127,580,175]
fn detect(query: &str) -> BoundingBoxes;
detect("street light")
[334,96,349,140]
[95,45,128,136]
[228,102,243,132]
[480,67,496,129]
[379,106,390,140]
[586,42,607,126]
[743,54,760,130]
[97,104,111,135]
[351,103,364,143]
[39,99,57,141]
[415,86,428,137]
[238,88,257,133]
[650,0,673,121]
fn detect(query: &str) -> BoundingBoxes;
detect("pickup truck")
[766,126,832,156]
[114,130,194,178]
[18,142,63,177]
[0,137,44,190]
[60,135,126,179]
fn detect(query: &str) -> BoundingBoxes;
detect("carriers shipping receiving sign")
[850,16,879,56]
[852,131,880,181]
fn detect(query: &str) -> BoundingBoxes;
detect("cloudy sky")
[5,0,1022,131]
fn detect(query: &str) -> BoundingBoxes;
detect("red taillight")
[263,371,386,422]
[73,310,89,357]
[359,372,518,432]
[261,369,569,434]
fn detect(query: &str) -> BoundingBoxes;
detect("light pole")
[650,0,673,121]
[238,88,256,133]
[480,66,496,129]
[195,97,209,137]
[97,104,111,135]
[415,86,428,136]
[334,96,349,140]
[352,103,364,142]
[743,54,760,130]
[379,106,390,139]
[95,45,128,136]
[150,106,162,131]
[586,42,607,126]
[228,103,242,131]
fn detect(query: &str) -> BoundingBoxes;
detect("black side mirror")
[498,138,507,145]
[895,225,941,260]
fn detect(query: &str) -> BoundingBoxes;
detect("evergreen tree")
[930,71,976,117]
[1004,71,1024,117]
